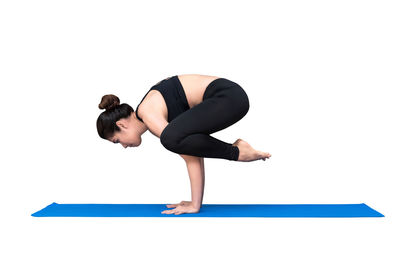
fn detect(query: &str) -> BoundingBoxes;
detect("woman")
[96,74,271,215]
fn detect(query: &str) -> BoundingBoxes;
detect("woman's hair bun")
[99,94,120,110]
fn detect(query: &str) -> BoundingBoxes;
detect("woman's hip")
[203,78,249,108]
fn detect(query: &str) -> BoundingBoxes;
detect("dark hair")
[97,94,134,140]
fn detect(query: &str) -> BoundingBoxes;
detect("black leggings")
[160,78,249,161]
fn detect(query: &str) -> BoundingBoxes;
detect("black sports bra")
[135,75,190,123]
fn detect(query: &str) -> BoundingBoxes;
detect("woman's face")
[109,118,142,148]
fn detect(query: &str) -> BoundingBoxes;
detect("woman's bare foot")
[232,138,271,162]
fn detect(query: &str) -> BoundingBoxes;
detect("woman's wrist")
[191,201,202,210]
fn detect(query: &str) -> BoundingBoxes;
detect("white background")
[1,0,399,266]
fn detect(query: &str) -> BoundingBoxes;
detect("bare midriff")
[137,74,220,122]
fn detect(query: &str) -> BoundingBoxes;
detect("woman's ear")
[116,120,128,129]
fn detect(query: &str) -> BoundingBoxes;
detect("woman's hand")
[161,201,200,215]
[166,200,192,208]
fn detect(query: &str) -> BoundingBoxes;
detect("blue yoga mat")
[31,202,384,217]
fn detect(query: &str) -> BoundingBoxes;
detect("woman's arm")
[142,114,207,214]
[183,156,205,209]
[162,155,204,215]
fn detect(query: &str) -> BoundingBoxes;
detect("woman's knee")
[235,86,250,117]
[160,126,181,152]
[242,92,249,114]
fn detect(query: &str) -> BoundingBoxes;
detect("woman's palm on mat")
[162,201,200,215]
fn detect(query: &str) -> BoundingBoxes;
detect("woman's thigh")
[164,80,250,139]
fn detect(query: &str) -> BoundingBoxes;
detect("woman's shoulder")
[137,89,168,122]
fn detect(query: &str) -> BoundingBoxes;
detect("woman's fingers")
[162,205,185,215]
[162,208,177,214]
[161,204,200,215]
[166,201,191,208]
[166,202,183,208]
